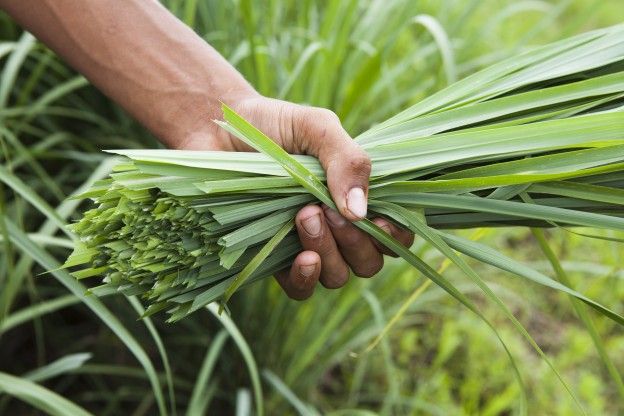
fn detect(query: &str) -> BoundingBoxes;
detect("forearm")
[0,0,257,146]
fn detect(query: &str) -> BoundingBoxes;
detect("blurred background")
[0,0,622,414]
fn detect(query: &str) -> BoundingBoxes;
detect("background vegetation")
[0,0,622,414]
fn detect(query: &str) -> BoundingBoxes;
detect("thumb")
[291,106,371,221]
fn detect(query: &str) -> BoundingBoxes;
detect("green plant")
[66,25,624,323]
[60,26,624,414]
[2,1,623,415]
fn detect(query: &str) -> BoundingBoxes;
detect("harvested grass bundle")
[66,25,624,323]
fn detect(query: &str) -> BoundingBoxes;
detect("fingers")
[371,217,415,257]
[323,206,383,277]
[276,207,415,300]
[274,251,321,300]
[295,205,350,289]
[290,106,371,221]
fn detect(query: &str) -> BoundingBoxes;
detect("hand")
[180,94,415,300]
[1,0,413,300]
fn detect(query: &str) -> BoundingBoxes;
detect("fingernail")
[302,214,322,236]
[347,187,367,219]
[324,208,347,227]
[380,224,391,234]
[299,264,316,278]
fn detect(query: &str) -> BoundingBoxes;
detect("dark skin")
[1,0,414,300]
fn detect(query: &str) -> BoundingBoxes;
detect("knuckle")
[391,225,414,247]
[402,232,415,248]
[321,280,345,290]
[288,289,313,301]
[292,107,330,147]
[353,257,383,278]
[349,152,372,177]
[373,219,393,236]
[321,267,350,289]
[375,241,399,257]
[314,107,340,123]
[299,108,341,143]
[340,230,362,246]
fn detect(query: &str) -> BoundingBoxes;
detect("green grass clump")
[67,185,302,320]
[65,25,624,325]
[2,2,624,415]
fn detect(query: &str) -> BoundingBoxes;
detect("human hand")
[0,0,413,299]
[179,94,415,300]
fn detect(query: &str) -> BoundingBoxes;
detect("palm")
[176,95,413,300]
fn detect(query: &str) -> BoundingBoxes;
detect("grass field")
[0,1,623,415]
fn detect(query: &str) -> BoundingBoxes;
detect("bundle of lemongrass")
[66,25,624,322]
